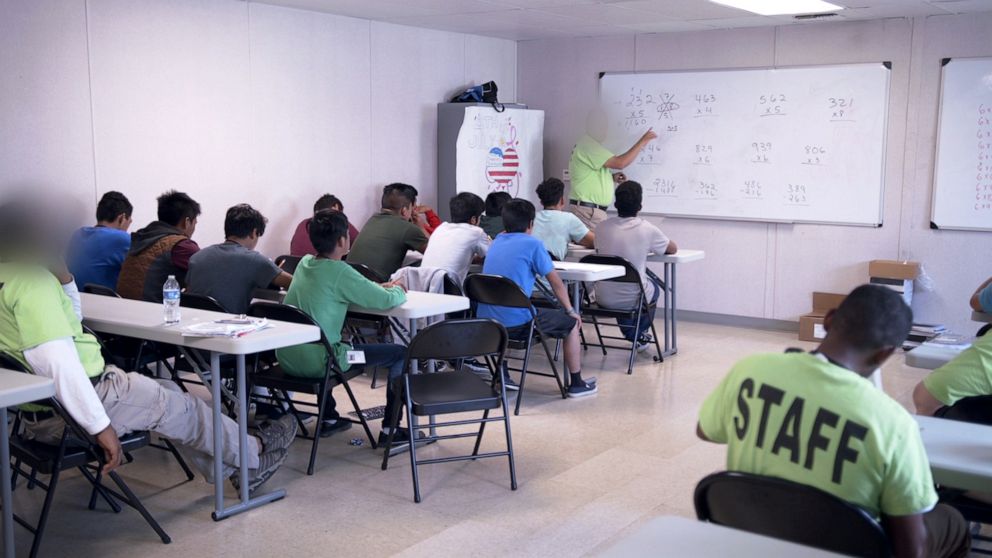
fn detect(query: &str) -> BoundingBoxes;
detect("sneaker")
[502,371,520,391]
[319,418,353,438]
[567,380,598,398]
[230,448,288,496]
[255,414,299,452]
[460,358,490,374]
[635,333,654,353]
[378,428,432,454]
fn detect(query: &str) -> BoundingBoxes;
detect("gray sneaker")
[255,414,298,453]
[230,447,289,496]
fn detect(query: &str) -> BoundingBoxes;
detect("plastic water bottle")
[163,275,181,324]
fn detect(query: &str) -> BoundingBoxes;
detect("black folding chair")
[175,293,241,412]
[345,262,409,389]
[0,355,171,558]
[274,254,302,275]
[247,301,378,475]
[380,318,516,503]
[463,274,566,415]
[180,292,228,313]
[578,254,663,374]
[695,471,890,558]
[81,283,171,377]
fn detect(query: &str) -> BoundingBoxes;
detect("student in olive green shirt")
[347,183,429,279]
[913,332,992,418]
[275,210,418,447]
[698,285,969,558]
[567,110,658,229]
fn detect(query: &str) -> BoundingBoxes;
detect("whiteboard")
[931,57,992,232]
[599,64,891,226]
[455,106,544,206]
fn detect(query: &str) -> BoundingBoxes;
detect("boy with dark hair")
[289,194,359,257]
[420,192,490,283]
[117,190,201,302]
[276,210,418,444]
[532,178,595,260]
[391,183,442,235]
[698,285,970,558]
[478,199,597,398]
[480,191,512,239]
[67,191,134,290]
[595,181,677,349]
[348,183,429,278]
[186,204,292,314]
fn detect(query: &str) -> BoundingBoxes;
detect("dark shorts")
[506,308,577,341]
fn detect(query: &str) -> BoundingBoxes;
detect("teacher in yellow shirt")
[568,110,658,229]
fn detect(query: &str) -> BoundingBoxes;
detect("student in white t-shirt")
[595,181,677,348]
[532,178,595,261]
[420,192,491,284]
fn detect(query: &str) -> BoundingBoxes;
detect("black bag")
[450,81,504,112]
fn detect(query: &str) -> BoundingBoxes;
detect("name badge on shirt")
[346,350,366,365]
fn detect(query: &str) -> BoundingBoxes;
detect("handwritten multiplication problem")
[694,93,718,118]
[751,141,772,164]
[802,145,827,166]
[656,92,681,120]
[651,178,678,197]
[758,93,788,117]
[694,144,713,165]
[977,104,992,211]
[637,142,664,165]
[696,181,719,200]
[785,183,809,205]
[828,96,855,122]
[623,109,648,131]
[742,180,763,199]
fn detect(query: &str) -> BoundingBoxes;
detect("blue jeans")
[616,276,661,342]
[324,343,406,429]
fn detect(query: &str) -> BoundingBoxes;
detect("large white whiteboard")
[931,57,992,232]
[599,64,891,226]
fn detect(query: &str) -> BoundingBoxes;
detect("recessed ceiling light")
[708,0,844,16]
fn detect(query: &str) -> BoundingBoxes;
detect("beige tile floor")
[8,321,987,557]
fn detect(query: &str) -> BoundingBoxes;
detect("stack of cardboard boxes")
[798,260,921,342]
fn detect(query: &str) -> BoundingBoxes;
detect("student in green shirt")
[913,332,992,419]
[698,285,969,558]
[347,184,429,279]
[275,210,418,447]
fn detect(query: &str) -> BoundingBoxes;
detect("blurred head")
[586,109,609,142]
[614,181,643,218]
[536,178,566,209]
[381,183,417,219]
[224,204,267,249]
[96,191,133,231]
[309,209,350,256]
[822,285,913,375]
[157,190,201,237]
[449,192,485,225]
[0,195,73,267]
[314,194,343,214]
[485,191,512,217]
[501,199,536,234]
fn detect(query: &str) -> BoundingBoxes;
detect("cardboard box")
[868,260,919,306]
[799,292,847,342]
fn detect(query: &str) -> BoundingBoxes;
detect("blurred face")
[587,110,609,142]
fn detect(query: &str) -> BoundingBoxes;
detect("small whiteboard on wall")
[455,106,544,205]
[931,57,992,232]
[599,63,890,226]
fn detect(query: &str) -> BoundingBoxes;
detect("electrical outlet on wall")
[562,169,570,181]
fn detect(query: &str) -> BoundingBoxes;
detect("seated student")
[420,192,490,284]
[275,210,418,445]
[117,190,201,302]
[970,276,992,313]
[395,184,442,236]
[697,285,970,558]
[595,181,677,349]
[290,194,359,257]
[66,191,133,291]
[478,199,597,398]
[186,204,292,314]
[347,184,429,279]
[912,332,992,418]
[480,191,511,239]
[531,178,595,261]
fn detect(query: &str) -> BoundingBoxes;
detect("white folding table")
[0,370,55,558]
[647,250,705,356]
[79,293,320,521]
[915,416,992,493]
[904,343,969,370]
[596,515,845,557]
[552,261,625,316]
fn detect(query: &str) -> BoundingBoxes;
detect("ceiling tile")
[690,14,791,28]
[928,0,992,13]
[252,0,502,19]
[607,0,753,20]
[618,20,716,32]
[835,1,950,18]
[477,0,599,7]
[536,3,683,25]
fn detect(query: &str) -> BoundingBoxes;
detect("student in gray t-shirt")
[186,204,293,314]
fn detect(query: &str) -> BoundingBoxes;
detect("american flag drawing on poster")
[486,146,519,193]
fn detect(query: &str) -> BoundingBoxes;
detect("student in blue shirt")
[66,191,133,291]
[478,199,597,398]
[531,178,595,261]
[971,277,992,314]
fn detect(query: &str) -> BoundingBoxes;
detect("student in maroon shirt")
[289,194,359,257]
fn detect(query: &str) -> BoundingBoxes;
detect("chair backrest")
[694,471,889,558]
[247,301,329,348]
[935,395,992,425]
[579,254,641,284]
[275,254,302,275]
[405,318,507,365]
[442,273,463,297]
[463,274,533,310]
[349,262,387,283]
[180,292,229,313]
[82,283,122,298]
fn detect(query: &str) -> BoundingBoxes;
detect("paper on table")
[180,318,271,338]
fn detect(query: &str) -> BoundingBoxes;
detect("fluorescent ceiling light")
[708,0,844,16]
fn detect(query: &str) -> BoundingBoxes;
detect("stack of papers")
[180,317,270,338]
[920,333,972,352]
[903,323,947,350]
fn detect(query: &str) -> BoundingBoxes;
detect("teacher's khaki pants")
[22,365,260,483]
[568,203,608,230]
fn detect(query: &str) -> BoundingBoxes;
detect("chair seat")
[11,431,150,474]
[253,363,363,393]
[581,301,654,319]
[408,371,502,416]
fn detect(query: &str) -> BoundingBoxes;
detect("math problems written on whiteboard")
[829,96,856,122]
[978,103,992,211]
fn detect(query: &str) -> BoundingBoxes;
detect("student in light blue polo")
[66,191,133,291]
[531,178,595,261]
